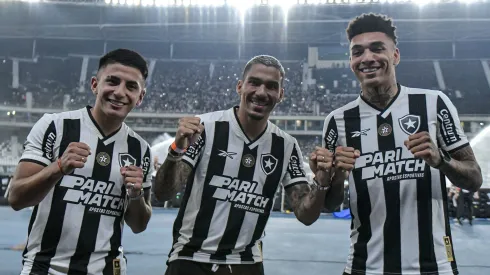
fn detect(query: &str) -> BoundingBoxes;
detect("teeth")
[361,68,379,73]
[251,100,267,106]
[109,100,124,106]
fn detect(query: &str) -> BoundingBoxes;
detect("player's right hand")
[175,117,204,150]
[334,146,360,180]
[58,142,91,175]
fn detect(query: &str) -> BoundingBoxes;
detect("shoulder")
[324,98,360,122]
[196,109,228,124]
[125,124,151,149]
[402,85,445,97]
[34,108,84,128]
[267,122,298,146]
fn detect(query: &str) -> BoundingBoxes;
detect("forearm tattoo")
[441,146,482,192]
[154,160,192,202]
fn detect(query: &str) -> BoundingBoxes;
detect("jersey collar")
[84,106,124,144]
[228,106,270,149]
[359,83,404,118]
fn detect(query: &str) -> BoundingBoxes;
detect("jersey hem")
[447,142,469,154]
[344,267,459,275]
[168,256,261,265]
[19,158,50,167]
[284,180,308,189]
[181,157,195,168]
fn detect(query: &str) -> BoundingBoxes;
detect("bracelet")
[312,178,331,191]
[128,189,144,201]
[57,159,66,175]
[171,141,187,154]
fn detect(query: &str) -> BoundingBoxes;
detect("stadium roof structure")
[0,1,490,43]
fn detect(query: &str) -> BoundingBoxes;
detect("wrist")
[434,148,451,169]
[128,189,144,201]
[312,177,331,191]
[50,160,64,177]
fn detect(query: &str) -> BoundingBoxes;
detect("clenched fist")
[175,117,205,150]
[121,165,144,198]
[58,142,91,175]
[334,146,360,180]
[309,146,334,186]
[404,131,441,167]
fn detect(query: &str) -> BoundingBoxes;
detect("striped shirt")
[168,106,308,265]
[323,85,466,275]
[20,106,153,275]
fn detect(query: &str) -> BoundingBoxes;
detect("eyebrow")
[248,76,279,85]
[351,41,386,50]
[106,75,141,87]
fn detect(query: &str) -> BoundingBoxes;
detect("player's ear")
[279,87,285,103]
[236,80,243,96]
[394,47,400,66]
[91,76,98,95]
[136,89,146,107]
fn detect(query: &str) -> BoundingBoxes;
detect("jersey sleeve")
[436,92,469,153]
[282,140,308,189]
[182,127,206,169]
[141,144,153,190]
[20,113,58,167]
[322,112,339,153]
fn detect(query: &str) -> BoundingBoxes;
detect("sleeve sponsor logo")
[438,109,459,145]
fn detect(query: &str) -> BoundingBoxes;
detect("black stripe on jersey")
[41,121,57,162]
[179,121,230,258]
[142,145,151,184]
[344,106,370,273]
[169,130,207,259]
[240,133,285,262]
[409,94,438,273]
[324,117,338,153]
[69,139,115,274]
[439,174,458,273]
[30,119,81,275]
[211,145,258,261]
[102,135,141,275]
[377,114,402,273]
[436,96,461,148]
[22,205,39,265]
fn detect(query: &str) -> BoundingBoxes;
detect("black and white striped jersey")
[168,106,309,265]
[20,106,153,275]
[323,85,467,275]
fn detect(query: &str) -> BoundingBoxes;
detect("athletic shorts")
[164,259,265,275]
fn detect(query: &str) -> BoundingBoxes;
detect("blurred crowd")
[1,58,489,116]
[0,57,489,157]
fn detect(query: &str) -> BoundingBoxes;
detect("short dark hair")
[98,48,148,80]
[242,55,285,85]
[346,13,398,45]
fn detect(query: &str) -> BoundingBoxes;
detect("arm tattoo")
[285,183,325,225]
[154,159,192,202]
[440,146,482,192]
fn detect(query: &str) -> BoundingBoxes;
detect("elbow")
[296,212,320,226]
[299,217,317,226]
[154,191,169,203]
[130,225,147,234]
[8,195,25,211]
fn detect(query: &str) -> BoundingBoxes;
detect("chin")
[247,109,267,121]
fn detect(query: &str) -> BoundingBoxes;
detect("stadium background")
[0,1,490,274]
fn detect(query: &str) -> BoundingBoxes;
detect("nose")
[113,83,125,97]
[255,84,267,97]
[360,49,376,65]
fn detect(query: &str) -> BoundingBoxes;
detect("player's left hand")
[121,165,144,198]
[404,131,441,167]
[309,147,334,187]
